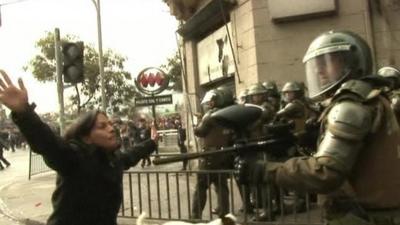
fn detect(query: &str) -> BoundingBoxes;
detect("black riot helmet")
[216,86,235,107]
[303,30,372,101]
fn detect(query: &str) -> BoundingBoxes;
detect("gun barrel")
[152,138,289,165]
[152,147,237,165]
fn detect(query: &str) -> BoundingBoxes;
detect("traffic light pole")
[54,28,65,135]
[92,0,107,112]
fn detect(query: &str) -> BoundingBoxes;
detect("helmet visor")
[201,92,216,105]
[305,51,350,100]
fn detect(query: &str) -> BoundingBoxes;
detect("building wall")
[247,0,368,89]
[178,0,400,93]
[240,0,400,89]
[169,0,400,154]
[370,0,400,68]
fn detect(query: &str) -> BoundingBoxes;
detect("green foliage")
[160,50,183,92]
[24,31,138,114]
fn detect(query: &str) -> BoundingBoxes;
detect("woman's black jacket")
[12,108,155,225]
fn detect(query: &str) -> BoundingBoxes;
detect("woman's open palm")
[0,70,29,113]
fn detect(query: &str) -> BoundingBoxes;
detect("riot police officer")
[377,66,400,91]
[246,30,400,224]
[262,81,281,112]
[191,87,235,219]
[247,83,276,126]
[243,83,278,220]
[377,66,400,120]
[277,81,314,134]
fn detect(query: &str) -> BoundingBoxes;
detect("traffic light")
[62,41,84,83]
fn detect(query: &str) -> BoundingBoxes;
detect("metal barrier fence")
[28,148,51,179]
[119,169,324,225]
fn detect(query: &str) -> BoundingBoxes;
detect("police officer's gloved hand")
[132,139,156,158]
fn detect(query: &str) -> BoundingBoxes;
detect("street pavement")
[0,149,324,225]
[0,149,57,225]
[0,149,172,225]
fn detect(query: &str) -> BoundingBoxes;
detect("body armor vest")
[195,110,234,170]
[348,95,400,209]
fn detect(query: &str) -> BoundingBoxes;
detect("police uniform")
[274,80,400,224]
[252,31,400,225]
[191,89,235,219]
[377,66,400,124]
[244,83,277,220]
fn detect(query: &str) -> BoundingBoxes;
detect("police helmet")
[262,81,279,97]
[303,30,372,100]
[282,81,304,102]
[282,81,303,92]
[201,90,219,106]
[247,83,267,96]
[378,66,400,88]
[216,86,234,107]
[201,87,234,108]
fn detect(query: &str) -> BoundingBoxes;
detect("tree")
[160,50,183,92]
[24,31,138,114]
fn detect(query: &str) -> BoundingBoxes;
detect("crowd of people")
[111,115,187,168]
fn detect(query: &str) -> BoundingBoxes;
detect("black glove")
[132,139,156,158]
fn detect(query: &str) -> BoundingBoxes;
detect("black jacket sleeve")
[120,139,156,169]
[12,107,80,174]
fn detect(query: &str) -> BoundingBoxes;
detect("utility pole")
[92,0,107,112]
[54,28,65,135]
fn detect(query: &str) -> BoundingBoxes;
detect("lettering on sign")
[135,95,173,107]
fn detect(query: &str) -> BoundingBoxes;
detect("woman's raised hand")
[0,70,29,113]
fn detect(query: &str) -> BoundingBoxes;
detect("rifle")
[153,104,300,165]
[153,120,297,165]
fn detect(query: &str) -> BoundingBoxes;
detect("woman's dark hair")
[63,110,107,141]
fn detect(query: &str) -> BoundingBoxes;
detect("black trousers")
[0,149,10,168]
[178,144,188,169]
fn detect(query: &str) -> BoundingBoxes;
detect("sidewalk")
[0,150,172,225]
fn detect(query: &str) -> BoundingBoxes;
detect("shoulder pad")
[334,80,379,101]
[327,101,373,140]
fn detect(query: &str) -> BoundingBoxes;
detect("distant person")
[150,120,160,156]
[8,130,17,152]
[175,119,188,170]
[0,136,10,170]
[134,118,152,167]
[0,70,155,225]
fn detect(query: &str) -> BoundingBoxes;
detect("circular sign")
[135,67,170,95]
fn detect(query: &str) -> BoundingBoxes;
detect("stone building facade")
[164,0,400,155]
